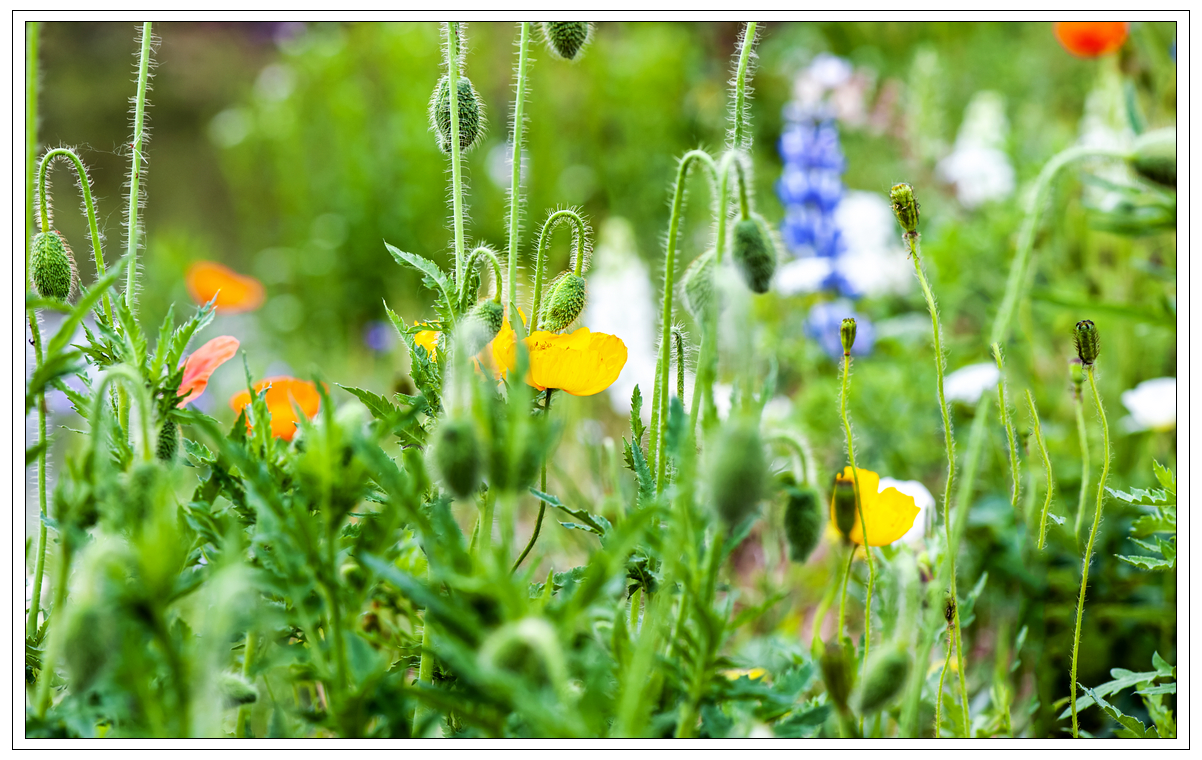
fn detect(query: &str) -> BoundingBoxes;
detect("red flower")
[1054,22,1129,58]
[177,336,240,407]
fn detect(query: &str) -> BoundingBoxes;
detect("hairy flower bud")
[889,183,920,233]
[431,75,485,154]
[819,638,855,710]
[539,273,587,333]
[681,248,715,320]
[1073,320,1100,366]
[155,418,179,462]
[708,418,767,527]
[462,300,505,356]
[839,318,857,356]
[857,648,911,714]
[731,215,777,294]
[218,671,259,707]
[30,230,78,302]
[431,418,481,500]
[781,474,822,563]
[831,473,857,541]
[1130,127,1176,188]
[542,22,592,61]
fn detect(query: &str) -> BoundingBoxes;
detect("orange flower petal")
[1054,22,1128,58]
[177,336,240,407]
[828,466,920,547]
[186,261,265,314]
[229,376,322,441]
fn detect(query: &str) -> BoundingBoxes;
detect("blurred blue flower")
[363,320,395,352]
[805,300,874,360]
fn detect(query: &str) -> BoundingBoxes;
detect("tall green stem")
[729,22,756,151]
[445,22,465,285]
[935,626,954,737]
[124,22,152,315]
[513,389,554,572]
[38,148,112,321]
[1026,390,1054,549]
[839,350,874,713]
[1073,392,1091,543]
[993,343,1020,510]
[835,546,855,638]
[235,629,258,737]
[1070,367,1110,738]
[505,23,530,321]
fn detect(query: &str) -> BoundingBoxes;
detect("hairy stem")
[992,343,1021,510]
[1073,393,1091,543]
[839,351,874,685]
[38,148,112,320]
[124,22,152,316]
[1026,390,1055,550]
[446,22,465,285]
[730,22,756,151]
[235,629,258,737]
[529,209,588,333]
[505,22,530,322]
[935,627,953,738]
[512,389,553,572]
[836,546,855,639]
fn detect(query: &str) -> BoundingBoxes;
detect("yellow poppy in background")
[828,466,920,546]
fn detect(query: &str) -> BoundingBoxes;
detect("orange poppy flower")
[496,326,627,397]
[177,335,240,407]
[828,467,920,547]
[186,261,265,313]
[1054,22,1128,58]
[229,376,322,441]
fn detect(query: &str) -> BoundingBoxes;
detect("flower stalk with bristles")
[1070,359,1090,543]
[1026,389,1054,549]
[505,22,531,330]
[993,343,1021,510]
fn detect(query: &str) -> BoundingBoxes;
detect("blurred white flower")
[937,91,1015,209]
[1121,377,1176,432]
[879,477,935,547]
[944,362,1000,405]
[831,190,912,297]
[712,383,733,421]
[775,256,832,296]
[762,396,793,425]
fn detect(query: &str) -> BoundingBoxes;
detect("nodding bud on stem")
[857,648,911,714]
[462,300,505,355]
[1073,320,1099,366]
[539,273,587,333]
[889,183,920,234]
[542,22,592,61]
[708,419,767,527]
[681,248,715,320]
[1130,127,1176,188]
[431,75,485,154]
[831,473,857,541]
[839,318,857,356]
[820,638,855,711]
[731,214,777,294]
[31,230,78,302]
[156,418,179,462]
[780,473,822,563]
[431,418,482,500]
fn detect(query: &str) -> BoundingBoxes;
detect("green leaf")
[629,384,646,444]
[531,488,607,536]
[1151,652,1174,679]
[1057,668,1160,719]
[1130,510,1176,537]
[25,441,48,467]
[1151,460,1176,496]
[26,350,85,414]
[1137,683,1176,696]
[166,297,217,372]
[1107,485,1171,508]
[385,243,456,314]
[1118,554,1175,571]
[45,259,126,358]
[339,384,401,419]
[1082,686,1158,738]
[622,437,655,507]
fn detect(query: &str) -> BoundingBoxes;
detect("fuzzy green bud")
[542,22,592,61]
[780,474,822,563]
[707,418,767,527]
[218,671,259,707]
[889,183,920,233]
[462,299,505,355]
[431,418,481,500]
[839,318,857,356]
[831,473,857,541]
[431,75,485,154]
[731,215,777,294]
[681,248,715,320]
[30,230,78,302]
[856,648,911,714]
[1130,127,1175,188]
[155,418,179,462]
[1073,319,1099,366]
[819,638,855,711]
[539,273,587,333]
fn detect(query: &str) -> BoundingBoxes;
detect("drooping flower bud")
[155,418,179,462]
[30,230,78,302]
[856,648,911,714]
[839,318,857,356]
[542,22,592,61]
[889,183,920,233]
[539,273,587,333]
[730,215,777,294]
[831,472,857,541]
[431,75,485,154]
[819,638,855,711]
[781,474,822,563]
[431,418,482,500]
[707,418,767,527]
[461,300,505,355]
[1130,127,1175,188]
[1073,320,1099,366]
[681,248,715,320]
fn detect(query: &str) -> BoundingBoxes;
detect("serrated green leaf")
[1151,651,1174,679]
[385,243,456,314]
[1151,460,1175,496]
[1117,554,1175,571]
[45,259,126,358]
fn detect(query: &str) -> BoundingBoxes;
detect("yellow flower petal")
[525,327,627,396]
[828,466,920,547]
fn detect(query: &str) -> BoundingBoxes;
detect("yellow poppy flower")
[721,668,769,682]
[496,327,626,397]
[828,466,920,546]
[414,324,440,357]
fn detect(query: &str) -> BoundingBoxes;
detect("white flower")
[944,362,1000,405]
[762,396,793,425]
[1121,377,1176,432]
[937,91,1016,209]
[879,477,936,548]
[832,191,912,297]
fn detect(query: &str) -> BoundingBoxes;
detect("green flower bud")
[943,592,957,625]
[781,474,822,563]
[731,215,777,294]
[461,299,505,355]
[218,671,259,707]
[542,22,592,61]
[431,418,481,500]
[1073,319,1099,366]
[831,473,857,541]
[431,75,485,154]
[819,638,855,710]
[539,273,587,333]
[857,648,911,714]
[30,230,78,302]
[1130,127,1175,188]
[681,248,715,320]
[889,183,920,233]
[839,318,857,356]
[707,418,767,527]
[155,418,179,462]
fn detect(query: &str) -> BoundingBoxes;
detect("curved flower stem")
[445,22,466,286]
[512,389,554,573]
[767,433,812,486]
[935,627,954,738]
[38,148,112,321]
[729,22,756,151]
[653,149,717,490]
[464,245,505,304]
[124,22,152,316]
[1072,393,1091,544]
[505,22,530,322]
[992,343,1021,510]
[529,209,589,334]
[1026,390,1054,550]
[1070,366,1111,738]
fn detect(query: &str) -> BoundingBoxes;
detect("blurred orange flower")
[186,261,265,313]
[1054,22,1128,58]
[828,467,920,547]
[177,335,240,407]
[496,326,627,397]
[229,376,322,441]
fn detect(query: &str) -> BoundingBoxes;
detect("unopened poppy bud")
[857,648,911,714]
[731,215,777,294]
[30,230,78,302]
[681,248,715,320]
[831,473,857,540]
[431,75,485,154]
[155,418,179,462]
[708,418,767,527]
[539,273,587,333]
[780,474,822,563]
[839,318,857,356]
[431,418,481,499]
[1073,320,1099,366]
[462,300,505,355]
[1130,127,1175,188]
[889,183,920,233]
[819,638,855,710]
[542,22,592,61]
